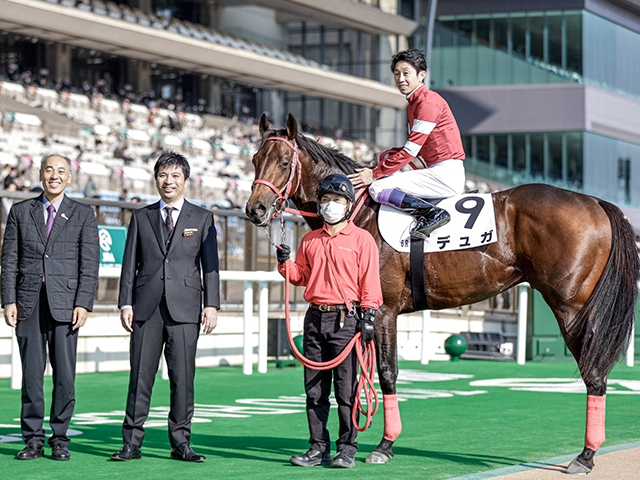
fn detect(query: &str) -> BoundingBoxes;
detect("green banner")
[98,225,127,268]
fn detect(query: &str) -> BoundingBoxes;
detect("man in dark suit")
[111,151,219,463]
[1,154,99,461]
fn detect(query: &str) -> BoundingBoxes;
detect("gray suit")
[1,194,99,447]
[118,199,219,448]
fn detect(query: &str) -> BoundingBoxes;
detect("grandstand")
[0,78,380,206]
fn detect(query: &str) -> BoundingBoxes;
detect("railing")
[10,269,285,389]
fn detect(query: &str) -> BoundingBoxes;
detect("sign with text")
[98,225,127,274]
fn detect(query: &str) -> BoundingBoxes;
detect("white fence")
[4,278,636,390]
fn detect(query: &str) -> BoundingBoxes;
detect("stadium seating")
[1,78,379,207]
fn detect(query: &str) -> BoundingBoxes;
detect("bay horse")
[245,113,639,473]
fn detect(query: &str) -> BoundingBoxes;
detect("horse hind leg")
[566,381,607,475]
[365,305,401,464]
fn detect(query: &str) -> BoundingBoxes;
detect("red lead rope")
[282,259,379,431]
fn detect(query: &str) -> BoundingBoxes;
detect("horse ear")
[259,114,270,135]
[285,113,298,140]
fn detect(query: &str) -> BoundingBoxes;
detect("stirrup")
[410,211,451,239]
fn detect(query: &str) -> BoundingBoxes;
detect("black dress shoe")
[332,450,356,468]
[290,448,332,467]
[170,443,206,462]
[17,443,44,460]
[111,442,142,461]
[51,444,71,461]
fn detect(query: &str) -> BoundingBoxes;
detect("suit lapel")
[166,200,193,257]
[146,202,167,255]
[46,195,77,247]
[29,195,47,245]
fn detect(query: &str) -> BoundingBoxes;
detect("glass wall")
[583,132,640,207]
[583,11,640,100]
[464,130,640,208]
[431,11,582,89]
[431,10,640,102]
[462,131,584,192]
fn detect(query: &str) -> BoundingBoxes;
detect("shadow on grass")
[1,426,526,469]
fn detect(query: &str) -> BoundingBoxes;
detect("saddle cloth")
[378,193,497,253]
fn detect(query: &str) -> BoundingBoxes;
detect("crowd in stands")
[0,76,383,226]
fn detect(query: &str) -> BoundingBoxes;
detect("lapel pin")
[61,213,69,220]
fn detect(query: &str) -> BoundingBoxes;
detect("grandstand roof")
[0,0,406,109]
[217,0,418,36]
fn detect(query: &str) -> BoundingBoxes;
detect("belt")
[310,302,359,312]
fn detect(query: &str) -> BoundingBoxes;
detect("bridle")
[251,135,370,227]
[252,136,317,219]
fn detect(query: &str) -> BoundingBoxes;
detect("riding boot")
[377,188,451,239]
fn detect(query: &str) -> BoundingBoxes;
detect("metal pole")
[161,349,169,380]
[626,321,635,367]
[517,285,529,365]
[11,329,22,390]
[424,0,439,88]
[258,282,269,374]
[243,280,253,375]
[421,309,431,364]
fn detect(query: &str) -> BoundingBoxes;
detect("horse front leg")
[567,380,607,475]
[365,304,400,464]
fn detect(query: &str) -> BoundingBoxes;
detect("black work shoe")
[290,448,332,467]
[332,450,356,468]
[170,443,206,462]
[411,209,451,239]
[51,444,71,461]
[111,442,142,461]
[17,443,44,460]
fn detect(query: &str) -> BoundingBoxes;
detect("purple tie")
[46,204,55,238]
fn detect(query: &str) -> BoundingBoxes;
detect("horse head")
[246,113,311,226]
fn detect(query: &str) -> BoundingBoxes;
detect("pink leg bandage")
[383,394,402,441]
[585,394,606,451]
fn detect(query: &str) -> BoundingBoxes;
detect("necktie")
[46,204,55,237]
[164,206,175,234]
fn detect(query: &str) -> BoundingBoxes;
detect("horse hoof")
[566,457,592,475]
[365,451,392,464]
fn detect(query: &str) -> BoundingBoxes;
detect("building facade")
[419,0,640,231]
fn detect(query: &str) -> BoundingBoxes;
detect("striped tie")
[164,206,175,234]
[46,204,55,237]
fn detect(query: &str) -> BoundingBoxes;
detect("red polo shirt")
[278,221,383,310]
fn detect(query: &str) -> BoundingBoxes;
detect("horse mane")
[258,128,364,175]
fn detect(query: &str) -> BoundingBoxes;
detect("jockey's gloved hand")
[360,308,376,346]
[276,244,291,264]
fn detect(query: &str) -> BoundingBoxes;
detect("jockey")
[349,49,466,239]
[275,174,382,469]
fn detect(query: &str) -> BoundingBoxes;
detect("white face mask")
[320,201,348,225]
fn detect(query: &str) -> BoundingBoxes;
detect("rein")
[254,136,379,429]
[281,259,379,431]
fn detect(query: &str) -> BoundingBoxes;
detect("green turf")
[1,360,639,479]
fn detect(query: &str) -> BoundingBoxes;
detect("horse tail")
[576,200,639,385]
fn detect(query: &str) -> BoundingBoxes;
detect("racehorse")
[245,113,640,473]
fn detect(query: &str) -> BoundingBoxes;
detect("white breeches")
[369,159,466,201]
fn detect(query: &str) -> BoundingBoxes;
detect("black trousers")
[122,298,199,448]
[303,307,359,454]
[16,285,78,447]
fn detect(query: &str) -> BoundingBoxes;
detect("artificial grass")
[0,360,639,479]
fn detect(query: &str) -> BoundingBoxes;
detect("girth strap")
[410,236,429,311]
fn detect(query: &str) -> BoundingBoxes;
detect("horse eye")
[279,157,290,168]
